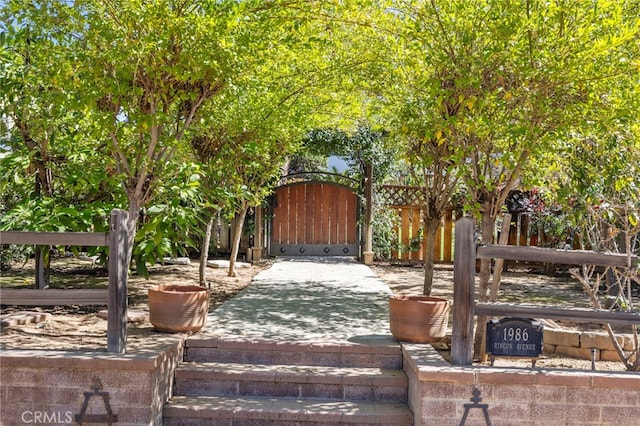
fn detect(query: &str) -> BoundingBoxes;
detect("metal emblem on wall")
[75,377,118,425]
[459,387,492,426]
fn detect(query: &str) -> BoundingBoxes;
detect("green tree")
[382,0,639,359]
[190,59,318,278]
[548,38,640,370]
[69,0,251,265]
[1,3,121,284]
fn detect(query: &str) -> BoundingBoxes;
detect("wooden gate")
[269,182,359,256]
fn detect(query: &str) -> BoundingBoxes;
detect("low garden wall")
[0,337,185,426]
[544,328,636,362]
[403,344,640,426]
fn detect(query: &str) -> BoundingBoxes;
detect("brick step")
[174,362,408,402]
[184,336,403,369]
[163,395,413,426]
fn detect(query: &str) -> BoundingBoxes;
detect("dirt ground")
[1,257,635,371]
[0,257,270,351]
[372,262,636,371]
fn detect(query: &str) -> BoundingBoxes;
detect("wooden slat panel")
[331,185,340,244]
[271,188,285,244]
[400,208,411,260]
[318,184,329,244]
[335,186,345,244]
[290,185,300,244]
[336,187,343,244]
[326,184,334,244]
[0,289,109,306]
[431,218,442,262]
[339,186,349,244]
[285,187,293,244]
[475,302,640,326]
[295,184,306,245]
[410,208,421,261]
[284,186,294,244]
[0,231,108,247]
[305,183,316,244]
[315,183,322,243]
[326,185,334,245]
[443,210,453,262]
[477,245,637,268]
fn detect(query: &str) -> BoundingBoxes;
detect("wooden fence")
[0,210,129,353]
[451,217,640,365]
[389,207,456,263]
[381,185,457,262]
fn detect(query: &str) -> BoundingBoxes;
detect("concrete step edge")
[175,362,408,385]
[186,335,401,355]
[184,347,404,369]
[164,395,413,424]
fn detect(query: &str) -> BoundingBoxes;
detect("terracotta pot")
[148,284,209,333]
[389,295,450,343]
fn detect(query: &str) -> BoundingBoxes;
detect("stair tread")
[164,395,413,423]
[184,336,404,368]
[176,361,407,383]
[186,335,401,354]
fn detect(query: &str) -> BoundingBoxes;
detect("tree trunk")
[35,246,50,289]
[32,144,54,290]
[478,212,495,299]
[199,215,214,287]
[228,206,248,277]
[125,198,142,270]
[489,213,512,301]
[422,216,441,296]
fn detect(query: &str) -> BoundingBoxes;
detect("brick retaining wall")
[0,337,184,426]
[403,344,640,426]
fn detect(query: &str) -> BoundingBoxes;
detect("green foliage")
[2,0,639,283]
[301,124,398,183]
[381,0,639,219]
[132,162,205,276]
[371,200,399,261]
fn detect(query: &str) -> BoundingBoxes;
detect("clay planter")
[148,284,209,333]
[389,295,450,343]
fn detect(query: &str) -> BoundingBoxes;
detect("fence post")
[451,217,476,365]
[107,209,129,353]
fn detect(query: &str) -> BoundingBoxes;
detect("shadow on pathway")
[201,257,395,344]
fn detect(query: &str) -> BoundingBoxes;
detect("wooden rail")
[451,217,640,366]
[0,210,129,353]
[474,303,640,326]
[477,244,636,268]
[0,231,108,247]
[0,289,109,306]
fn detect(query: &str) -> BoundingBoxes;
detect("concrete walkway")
[201,257,395,344]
